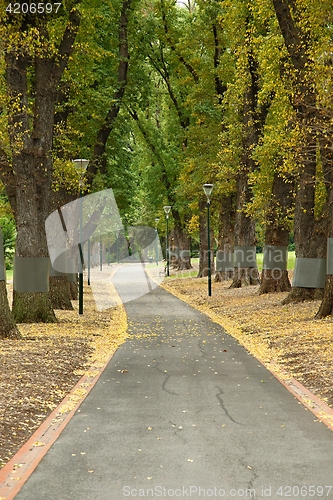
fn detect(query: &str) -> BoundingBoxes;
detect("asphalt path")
[15,268,333,500]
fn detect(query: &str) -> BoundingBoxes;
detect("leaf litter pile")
[0,285,127,469]
[163,273,333,410]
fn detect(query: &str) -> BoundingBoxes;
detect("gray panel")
[50,266,67,277]
[292,257,326,288]
[327,238,333,275]
[13,256,50,292]
[216,250,234,272]
[49,252,67,277]
[0,229,5,281]
[263,245,288,271]
[67,273,77,283]
[234,246,257,267]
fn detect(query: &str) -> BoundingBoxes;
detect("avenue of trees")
[1,0,333,338]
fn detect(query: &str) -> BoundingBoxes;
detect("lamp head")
[72,158,89,174]
[163,205,172,216]
[203,183,214,200]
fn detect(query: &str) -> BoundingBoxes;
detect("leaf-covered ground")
[0,285,127,469]
[163,272,333,409]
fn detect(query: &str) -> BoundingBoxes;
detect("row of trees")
[1,0,333,339]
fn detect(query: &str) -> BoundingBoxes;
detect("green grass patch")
[256,251,295,271]
[6,269,13,281]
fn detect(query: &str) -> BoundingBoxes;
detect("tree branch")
[54,3,81,83]
[160,0,199,83]
[89,0,132,178]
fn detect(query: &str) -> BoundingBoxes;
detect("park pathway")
[15,267,333,499]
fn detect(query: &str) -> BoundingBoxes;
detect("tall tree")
[273,0,329,304]
[0,1,81,322]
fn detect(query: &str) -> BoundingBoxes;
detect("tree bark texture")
[69,279,79,301]
[215,194,235,282]
[0,281,20,339]
[259,173,293,294]
[49,276,74,310]
[170,214,192,271]
[230,171,260,288]
[316,275,333,318]
[281,157,326,304]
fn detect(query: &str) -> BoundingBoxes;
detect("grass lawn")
[256,251,295,271]
[167,252,295,277]
[6,269,13,281]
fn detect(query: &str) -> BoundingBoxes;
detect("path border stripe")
[0,351,116,500]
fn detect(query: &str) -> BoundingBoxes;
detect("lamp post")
[72,158,89,314]
[203,183,214,296]
[155,217,160,265]
[87,238,91,286]
[100,232,103,271]
[163,206,171,276]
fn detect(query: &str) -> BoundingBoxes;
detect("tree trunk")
[215,194,235,282]
[260,269,291,294]
[273,0,328,304]
[230,171,260,288]
[0,228,20,338]
[281,151,326,305]
[3,8,80,323]
[315,141,333,318]
[49,276,73,310]
[171,225,192,271]
[0,281,20,339]
[259,173,293,294]
[68,275,78,300]
[11,157,56,323]
[229,41,268,288]
[197,198,215,278]
[12,290,57,324]
[88,0,132,179]
[315,275,333,318]
[231,267,260,288]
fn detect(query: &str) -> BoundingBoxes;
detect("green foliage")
[1,0,333,252]
[0,215,16,269]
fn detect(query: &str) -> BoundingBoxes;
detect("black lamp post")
[163,206,171,276]
[72,158,89,314]
[203,183,213,296]
[155,217,160,265]
[87,238,91,286]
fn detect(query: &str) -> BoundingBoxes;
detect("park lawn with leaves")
[162,272,333,410]
[0,285,128,469]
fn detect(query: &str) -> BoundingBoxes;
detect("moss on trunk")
[12,290,57,323]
